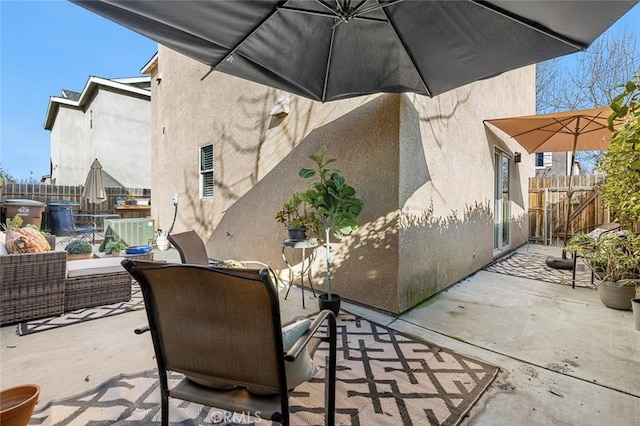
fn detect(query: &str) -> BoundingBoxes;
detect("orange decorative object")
[0,384,40,426]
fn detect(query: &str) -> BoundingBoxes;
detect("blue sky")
[1,0,156,182]
[1,1,639,182]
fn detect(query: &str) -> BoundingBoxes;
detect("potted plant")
[125,193,137,205]
[576,75,640,311]
[602,75,640,229]
[566,232,640,310]
[275,193,320,241]
[297,152,363,315]
[64,239,93,260]
[105,240,127,256]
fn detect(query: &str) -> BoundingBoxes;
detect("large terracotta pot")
[0,384,40,426]
[597,282,636,310]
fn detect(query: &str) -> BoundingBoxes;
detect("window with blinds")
[200,144,214,199]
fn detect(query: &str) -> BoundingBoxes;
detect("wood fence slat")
[528,175,605,246]
[1,183,150,232]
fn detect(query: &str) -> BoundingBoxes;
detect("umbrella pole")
[562,131,579,258]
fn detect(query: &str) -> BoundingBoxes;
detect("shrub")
[65,239,92,255]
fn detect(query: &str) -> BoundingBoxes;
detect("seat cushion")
[67,257,126,278]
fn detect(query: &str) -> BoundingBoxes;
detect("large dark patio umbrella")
[485,107,624,254]
[70,0,636,102]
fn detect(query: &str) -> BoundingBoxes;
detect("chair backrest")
[167,230,209,265]
[122,260,287,395]
[57,208,78,232]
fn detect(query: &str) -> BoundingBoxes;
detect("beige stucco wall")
[50,105,85,185]
[150,46,534,314]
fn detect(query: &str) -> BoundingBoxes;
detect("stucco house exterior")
[44,76,152,188]
[144,46,535,314]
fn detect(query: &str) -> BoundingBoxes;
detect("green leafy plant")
[23,223,52,237]
[64,239,93,255]
[297,152,363,300]
[566,232,640,287]
[275,192,320,237]
[105,240,127,255]
[298,152,363,240]
[601,75,640,225]
[1,213,23,231]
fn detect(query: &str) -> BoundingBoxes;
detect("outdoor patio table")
[73,213,118,243]
[281,240,318,309]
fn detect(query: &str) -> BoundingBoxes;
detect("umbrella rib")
[212,3,284,69]
[280,5,387,22]
[469,1,587,51]
[525,114,610,153]
[207,3,326,100]
[380,3,432,97]
[322,23,338,102]
[354,0,404,18]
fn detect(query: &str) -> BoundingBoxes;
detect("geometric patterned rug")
[483,251,595,288]
[17,283,144,336]
[29,314,499,425]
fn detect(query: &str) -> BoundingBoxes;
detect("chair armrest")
[238,261,280,286]
[285,309,336,362]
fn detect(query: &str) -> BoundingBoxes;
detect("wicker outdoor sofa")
[0,250,67,325]
[1,252,140,326]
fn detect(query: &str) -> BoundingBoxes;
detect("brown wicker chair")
[122,260,337,426]
[0,250,67,325]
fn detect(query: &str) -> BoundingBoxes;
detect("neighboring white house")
[534,151,576,177]
[44,76,152,188]
[142,46,536,315]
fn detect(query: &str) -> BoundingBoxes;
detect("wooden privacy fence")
[528,175,608,246]
[1,183,150,232]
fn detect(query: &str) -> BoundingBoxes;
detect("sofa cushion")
[5,228,51,254]
[0,232,8,255]
[67,257,126,278]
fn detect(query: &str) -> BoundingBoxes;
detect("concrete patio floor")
[1,243,639,425]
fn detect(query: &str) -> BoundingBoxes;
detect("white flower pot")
[632,298,640,332]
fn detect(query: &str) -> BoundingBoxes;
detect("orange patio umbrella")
[484,107,617,154]
[485,107,623,255]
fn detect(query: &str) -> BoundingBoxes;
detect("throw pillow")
[5,228,51,254]
[282,317,319,389]
[248,317,318,395]
[211,259,246,268]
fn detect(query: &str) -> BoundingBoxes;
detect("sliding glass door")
[494,151,510,253]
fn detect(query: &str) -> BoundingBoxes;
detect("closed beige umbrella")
[485,107,623,255]
[82,158,107,213]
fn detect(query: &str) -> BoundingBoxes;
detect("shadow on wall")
[206,94,428,312]
[171,88,300,237]
[170,89,513,313]
[396,201,495,311]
